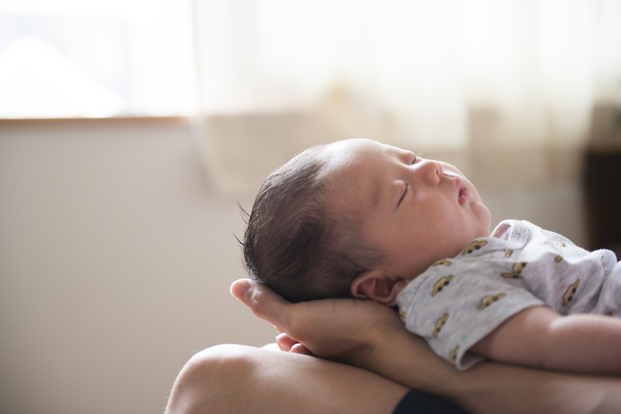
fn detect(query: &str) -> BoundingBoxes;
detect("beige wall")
[0,119,276,414]
[0,119,586,414]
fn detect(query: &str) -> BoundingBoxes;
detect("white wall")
[0,119,586,414]
[0,119,276,414]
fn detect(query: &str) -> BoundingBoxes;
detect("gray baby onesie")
[396,219,621,370]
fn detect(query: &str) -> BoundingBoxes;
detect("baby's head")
[243,139,491,304]
[242,142,385,302]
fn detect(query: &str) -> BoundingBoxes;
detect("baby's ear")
[351,271,406,306]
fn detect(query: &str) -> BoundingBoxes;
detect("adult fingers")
[276,332,314,356]
[275,333,296,351]
[290,343,314,356]
[230,279,293,330]
[230,278,253,302]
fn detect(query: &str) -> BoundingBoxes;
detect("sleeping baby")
[242,138,621,374]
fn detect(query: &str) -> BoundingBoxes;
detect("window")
[0,0,197,118]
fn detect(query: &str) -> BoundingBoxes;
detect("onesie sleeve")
[396,258,545,370]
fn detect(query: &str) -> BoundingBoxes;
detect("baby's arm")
[469,306,621,374]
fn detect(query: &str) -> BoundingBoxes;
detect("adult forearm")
[457,362,621,414]
[352,328,451,393]
[361,329,621,414]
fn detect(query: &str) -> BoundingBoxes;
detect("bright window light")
[0,0,198,118]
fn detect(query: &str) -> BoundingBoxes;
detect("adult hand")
[230,279,621,414]
[230,278,404,365]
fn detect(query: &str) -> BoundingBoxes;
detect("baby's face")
[322,138,491,280]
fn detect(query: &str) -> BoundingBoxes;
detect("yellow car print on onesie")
[505,249,514,258]
[563,280,580,306]
[477,293,506,310]
[501,262,527,278]
[462,240,488,255]
[602,255,606,269]
[432,259,452,267]
[431,276,453,296]
[449,345,460,364]
[433,314,449,338]
[399,308,407,318]
[555,255,563,262]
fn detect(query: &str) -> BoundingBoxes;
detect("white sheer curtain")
[192,0,621,195]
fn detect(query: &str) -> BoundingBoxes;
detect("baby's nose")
[419,160,442,185]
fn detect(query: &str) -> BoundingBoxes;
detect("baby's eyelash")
[412,153,423,164]
[399,183,409,206]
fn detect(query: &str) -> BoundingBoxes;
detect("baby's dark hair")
[242,144,384,303]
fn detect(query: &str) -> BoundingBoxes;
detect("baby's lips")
[455,177,468,205]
